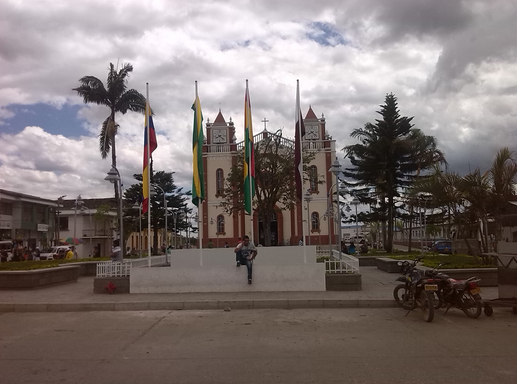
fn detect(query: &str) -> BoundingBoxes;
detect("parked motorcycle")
[393,258,436,322]
[424,265,483,318]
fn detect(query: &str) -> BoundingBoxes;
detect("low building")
[0,189,57,249]
[58,198,118,258]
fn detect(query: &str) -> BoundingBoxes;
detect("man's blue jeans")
[236,250,252,280]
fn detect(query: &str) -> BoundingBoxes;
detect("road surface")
[1,308,516,384]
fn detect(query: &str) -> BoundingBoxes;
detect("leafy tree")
[220,131,318,246]
[124,171,188,252]
[73,62,147,202]
[343,94,444,252]
[412,148,517,259]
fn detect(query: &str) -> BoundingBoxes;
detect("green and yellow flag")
[244,80,255,215]
[192,93,205,207]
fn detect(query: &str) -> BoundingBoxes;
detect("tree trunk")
[386,195,394,253]
[111,116,119,204]
[408,204,414,252]
[263,215,272,247]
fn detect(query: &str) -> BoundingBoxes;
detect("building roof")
[305,106,318,120]
[213,110,226,125]
[61,198,117,210]
[0,189,58,205]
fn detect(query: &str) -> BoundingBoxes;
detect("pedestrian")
[111,240,121,261]
[72,246,78,259]
[207,239,214,249]
[298,239,303,246]
[65,247,74,260]
[348,241,356,254]
[235,237,242,266]
[224,242,229,248]
[234,235,258,284]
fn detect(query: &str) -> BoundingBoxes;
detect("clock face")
[305,126,319,140]
[212,129,227,143]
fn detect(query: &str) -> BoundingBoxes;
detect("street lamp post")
[151,184,167,262]
[73,195,83,245]
[304,190,312,246]
[81,205,93,257]
[351,198,360,243]
[329,159,343,259]
[132,202,142,258]
[172,210,178,250]
[56,195,66,245]
[104,166,124,261]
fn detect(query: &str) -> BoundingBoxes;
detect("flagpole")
[196,81,204,266]
[246,80,255,244]
[146,83,152,268]
[297,80,307,263]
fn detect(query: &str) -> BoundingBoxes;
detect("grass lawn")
[0,258,110,271]
[388,253,494,269]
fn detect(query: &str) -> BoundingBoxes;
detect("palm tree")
[73,63,147,200]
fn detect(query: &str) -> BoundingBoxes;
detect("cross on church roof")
[261,117,269,131]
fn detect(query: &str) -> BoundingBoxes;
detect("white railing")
[96,261,132,277]
[316,246,337,258]
[325,250,360,273]
[96,255,169,277]
[130,255,167,268]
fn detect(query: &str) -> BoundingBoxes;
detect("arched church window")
[217,214,225,233]
[216,168,224,195]
[311,212,319,231]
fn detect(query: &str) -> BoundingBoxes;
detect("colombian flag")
[142,102,157,214]
[192,95,205,207]
[243,80,255,215]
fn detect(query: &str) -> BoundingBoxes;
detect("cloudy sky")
[1,0,516,202]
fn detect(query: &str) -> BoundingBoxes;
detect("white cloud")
[1,0,517,198]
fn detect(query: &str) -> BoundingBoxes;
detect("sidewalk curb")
[0,299,398,313]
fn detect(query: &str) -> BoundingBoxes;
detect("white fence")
[96,261,132,277]
[325,250,359,273]
[96,255,168,277]
[129,255,167,268]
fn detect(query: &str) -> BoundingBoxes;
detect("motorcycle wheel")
[418,291,434,322]
[461,293,482,319]
[393,284,413,310]
[432,292,443,310]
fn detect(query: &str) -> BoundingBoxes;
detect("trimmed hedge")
[388,253,493,269]
[0,258,110,271]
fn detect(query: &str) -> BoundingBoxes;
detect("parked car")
[431,240,452,254]
[39,246,70,260]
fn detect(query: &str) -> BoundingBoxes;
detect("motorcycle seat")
[447,278,467,289]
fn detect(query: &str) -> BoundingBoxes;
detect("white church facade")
[199,107,338,247]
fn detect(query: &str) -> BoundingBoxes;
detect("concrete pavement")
[1,308,516,384]
[0,266,499,312]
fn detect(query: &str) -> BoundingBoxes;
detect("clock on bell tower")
[212,128,227,143]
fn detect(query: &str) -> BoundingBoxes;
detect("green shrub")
[0,260,61,271]
[0,258,110,271]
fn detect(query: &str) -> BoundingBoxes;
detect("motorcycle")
[424,265,483,319]
[393,258,436,322]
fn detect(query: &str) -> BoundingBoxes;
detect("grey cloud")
[1,0,517,199]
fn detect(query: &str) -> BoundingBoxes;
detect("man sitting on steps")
[234,235,258,284]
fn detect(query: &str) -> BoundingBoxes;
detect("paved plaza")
[0,266,500,312]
